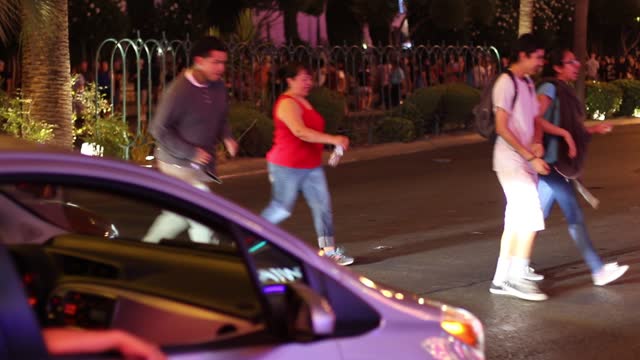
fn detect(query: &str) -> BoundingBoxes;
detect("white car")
[0,135,484,359]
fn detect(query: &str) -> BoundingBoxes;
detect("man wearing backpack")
[489,34,558,301]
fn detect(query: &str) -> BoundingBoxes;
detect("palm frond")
[0,0,19,44]
[21,0,57,40]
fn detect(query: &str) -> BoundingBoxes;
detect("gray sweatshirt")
[150,73,231,172]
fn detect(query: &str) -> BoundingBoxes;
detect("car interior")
[0,177,381,357]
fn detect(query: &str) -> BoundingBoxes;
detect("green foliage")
[396,83,480,134]
[396,85,446,136]
[307,87,346,134]
[0,90,56,143]
[209,8,258,44]
[374,117,415,143]
[228,102,273,157]
[585,81,623,119]
[611,79,640,117]
[73,81,131,158]
[440,83,481,130]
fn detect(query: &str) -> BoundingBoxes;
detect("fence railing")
[93,36,501,157]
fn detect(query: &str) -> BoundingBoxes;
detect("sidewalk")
[217,117,640,180]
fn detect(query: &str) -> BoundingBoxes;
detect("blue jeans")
[261,163,335,248]
[538,169,603,273]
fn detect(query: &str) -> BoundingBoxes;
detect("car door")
[0,174,342,360]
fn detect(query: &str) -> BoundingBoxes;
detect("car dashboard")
[9,235,265,347]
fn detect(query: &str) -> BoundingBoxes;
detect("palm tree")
[0,0,73,148]
[518,0,534,36]
[573,0,589,102]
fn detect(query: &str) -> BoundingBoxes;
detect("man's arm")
[43,328,166,360]
[494,108,549,174]
[149,85,199,162]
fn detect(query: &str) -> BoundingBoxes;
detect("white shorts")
[496,169,545,232]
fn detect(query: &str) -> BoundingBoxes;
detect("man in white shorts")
[490,34,550,301]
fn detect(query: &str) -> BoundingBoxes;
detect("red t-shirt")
[266,94,325,168]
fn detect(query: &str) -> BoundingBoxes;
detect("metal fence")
[93,35,501,156]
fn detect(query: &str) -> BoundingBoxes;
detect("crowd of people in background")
[4,46,640,117]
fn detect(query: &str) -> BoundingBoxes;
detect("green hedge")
[440,83,481,131]
[307,87,346,134]
[228,103,273,157]
[611,79,640,117]
[395,85,445,136]
[396,83,480,135]
[585,82,623,120]
[374,116,415,143]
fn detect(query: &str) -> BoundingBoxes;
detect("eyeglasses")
[563,59,580,65]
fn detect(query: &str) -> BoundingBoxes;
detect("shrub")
[73,82,131,158]
[396,85,446,136]
[439,83,481,131]
[585,81,623,120]
[307,87,346,134]
[396,83,480,135]
[229,102,273,157]
[374,116,415,143]
[0,91,57,143]
[611,79,640,117]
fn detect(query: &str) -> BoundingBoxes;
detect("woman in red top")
[261,63,353,266]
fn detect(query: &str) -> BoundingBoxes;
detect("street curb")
[217,117,640,180]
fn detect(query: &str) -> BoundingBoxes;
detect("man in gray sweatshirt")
[143,36,238,244]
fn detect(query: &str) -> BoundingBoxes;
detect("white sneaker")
[592,262,629,286]
[523,266,544,281]
[325,247,355,266]
[501,278,548,301]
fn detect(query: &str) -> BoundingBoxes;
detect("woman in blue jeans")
[261,62,353,266]
[536,48,628,286]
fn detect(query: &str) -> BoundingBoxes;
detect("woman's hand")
[562,132,577,159]
[530,157,550,175]
[531,143,545,158]
[588,123,613,135]
[332,135,350,151]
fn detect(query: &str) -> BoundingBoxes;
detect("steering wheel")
[0,242,50,358]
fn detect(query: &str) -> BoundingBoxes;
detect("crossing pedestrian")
[260,62,354,266]
[535,48,629,287]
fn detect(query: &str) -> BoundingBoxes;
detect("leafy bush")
[440,83,481,131]
[585,81,623,120]
[395,85,446,136]
[0,91,57,143]
[374,116,415,143]
[229,102,273,157]
[307,87,346,134]
[611,79,640,117]
[396,83,480,135]
[73,82,131,158]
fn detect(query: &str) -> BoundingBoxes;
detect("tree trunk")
[518,0,534,36]
[281,0,301,44]
[21,0,73,148]
[574,0,589,103]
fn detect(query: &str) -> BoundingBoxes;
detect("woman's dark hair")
[190,36,227,61]
[542,48,571,77]
[280,62,312,81]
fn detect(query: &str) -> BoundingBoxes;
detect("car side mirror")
[286,282,335,340]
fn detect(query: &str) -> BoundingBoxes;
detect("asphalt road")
[215,124,640,360]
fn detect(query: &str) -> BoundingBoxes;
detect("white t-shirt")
[492,73,539,173]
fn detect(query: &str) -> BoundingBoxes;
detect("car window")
[1,180,270,346]
[0,183,237,253]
